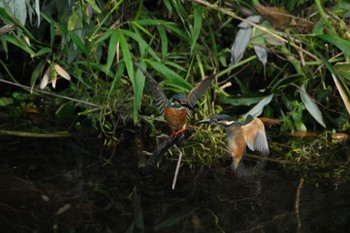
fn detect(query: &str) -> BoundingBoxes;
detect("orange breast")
[164,107,187,131]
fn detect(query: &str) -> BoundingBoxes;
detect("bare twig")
[295,177,305,231]
[0,24,15,35]
[172,145,183,190]
[0,78,100,109]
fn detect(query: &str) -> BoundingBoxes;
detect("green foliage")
[0,0,349,141]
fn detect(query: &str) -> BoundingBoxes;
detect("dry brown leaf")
[258,117,281,126]
[286,131,318,137]
[56,203,72,215]
[53,63,71,81]
[40,67,51,89]
[255,4,294,29]
[332,133,348,141]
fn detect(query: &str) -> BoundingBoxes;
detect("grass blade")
[106,30,118,75]
[117,29,144,122]
[191,3,202,53]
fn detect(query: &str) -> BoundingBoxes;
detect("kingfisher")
[134,61,215,137]
[196,114,269,173]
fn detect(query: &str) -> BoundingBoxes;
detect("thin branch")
[0,78,101,109]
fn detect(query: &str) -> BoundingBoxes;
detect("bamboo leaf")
[132,19,188,41]
[146,60,192,92]
[230,16,260,65]
[68,30,88,56]
[158,26,168,60]
[191,3,202,53]
[1,34,35,56]
[106,30,119,75]
[253,45,267,66]
[108,63,124,97]
[77,61,114,78]
[318,34,350,57]
[73,62,92,89]
[300,84,326,128]
[33,47,52,57]
[230,27,251,65]
[34,0,40,26]
[121,29,160,61]
[333,63,350,116]
[117,29,143,123]
[30,60,45,88]
[221,96,263,106]
[242,94,273,119]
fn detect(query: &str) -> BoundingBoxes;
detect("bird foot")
[170,129,186,138]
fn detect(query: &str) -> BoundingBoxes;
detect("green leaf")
[318,34,350,57]
[132,19,189,41]
[242,94,273,119]
[68,30,88,56]
[333,63,350,116]
[300,84,326,128]
[73,62,93,89]
[146,60,192,92]
[34,0,40,26]
[316,51,350,117]
[86,0,101,13]
[1,34,35,56]
[117,29,144,123]
[121,29,160,61]
[30,60,45,88]
[77,61,114,78]
[0,97,13,106]
[106,30,118,75]
[0,7,33,38]
[33,47,52,57]
[93,30,112,44]
[220,96,263,106]
[108,63,124,97]
[158,26,168,60]
[291,104,307,131]
[191,3,202,53]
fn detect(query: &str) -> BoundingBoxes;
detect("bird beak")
[195,118,211,125]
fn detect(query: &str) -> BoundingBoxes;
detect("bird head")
[196,114,236,127]
[170,94,194,111]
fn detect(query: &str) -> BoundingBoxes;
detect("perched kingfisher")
[197,114,269,172]
[134,62,215,137]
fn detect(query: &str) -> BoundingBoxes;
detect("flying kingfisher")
[134,61,215,137]
[197,114,269,172]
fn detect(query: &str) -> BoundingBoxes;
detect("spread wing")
[186,74,215,107]
[134,62,168,114]
[243,118,269,155]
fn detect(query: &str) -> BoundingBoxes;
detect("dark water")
[0,135,349,233]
